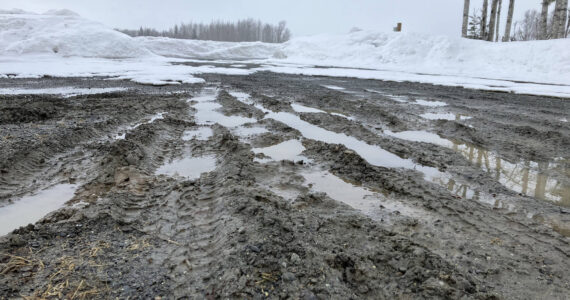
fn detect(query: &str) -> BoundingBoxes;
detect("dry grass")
[0,253,45,275]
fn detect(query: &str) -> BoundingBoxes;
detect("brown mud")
[0,72,569,299]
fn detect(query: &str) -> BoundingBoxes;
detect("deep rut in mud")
[0,73,569,299]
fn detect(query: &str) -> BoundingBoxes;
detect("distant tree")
[116,19,291,43]
[503,0,516,41]
[488,0,500,41]
[481,0,489,39]
[513,9,541,40]
[462,0,471,37]
[468,9,483,39]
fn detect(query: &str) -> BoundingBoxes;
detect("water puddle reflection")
[182,127,213,141]
[291,103,354,120]
[385,130,570,207]
[190,89,256,127]
[0,184,78,236]
[156,155,217,179]
[301,170,426,222]
[253,139,308,163]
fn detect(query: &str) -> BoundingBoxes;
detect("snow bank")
[278,30,570,86]
[0,10,150,58]
[136,37,282,60]
[0,9,569,96]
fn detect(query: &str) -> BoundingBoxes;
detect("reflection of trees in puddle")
[450,140,570,207]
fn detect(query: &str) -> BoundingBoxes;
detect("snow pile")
[0,9,569,96]
[278,30,570,85]
[136,37,282,60]
[0,9,150,58]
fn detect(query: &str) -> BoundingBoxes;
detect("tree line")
[117,19,291,43]
[462,0,569,41]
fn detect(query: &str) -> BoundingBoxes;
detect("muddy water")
[451,140,570,207]
[191,89,256,127]
[301,169,426,222]
[182,127,213,141]
[386,129,570,208]
[420,112,471,121]
[252,139,308,163]
[250,103,444,180]
[0,184,77,236]
[115,112,166,140]
[156,155,217,179]
[291,103,354,120]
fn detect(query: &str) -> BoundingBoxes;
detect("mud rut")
[0,73,569,299]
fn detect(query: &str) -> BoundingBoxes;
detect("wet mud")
[0,72,569,299]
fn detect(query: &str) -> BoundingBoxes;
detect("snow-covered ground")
[1,9,569,97]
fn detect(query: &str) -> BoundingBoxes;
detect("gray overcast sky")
[1,0,546,37]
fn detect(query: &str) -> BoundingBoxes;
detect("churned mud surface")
[0,73,569,299]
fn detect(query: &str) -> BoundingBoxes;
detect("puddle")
[0,87,127,97]
[414,99,447,107]
[114,112,166,140]
[228,91,254,104]
[253,139,308,163]
[420,113,471,121]
[365,89,408,103]
[291,103,355,120]
[322,85,345,91]
[451,142,570,207]
[301,170,425,222]
[191,89,256,127]
[386,129,570,207]
[384,130,453,147]
[291,103,326,114]
[156,155,217,179]
[244,102,443,180]
[232,125,268,137]
[182,127,213,141]
[0,184,77,236]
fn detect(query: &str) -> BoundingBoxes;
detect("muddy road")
[0,73,569,299]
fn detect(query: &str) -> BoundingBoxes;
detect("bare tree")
[117,19,291,43]
[513,9,541,40]
[540,0,555,39]
[564,9,570,38]
[503,0,516,41]
[488,0,500,41]
[552,0,569,38]
[481,0,490,39]
[462,0,471,37]
[495,0,503,41]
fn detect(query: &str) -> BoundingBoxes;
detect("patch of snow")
[414,99,447,107]
[0,87,126,97]
[321,85,345,90]
[420,113,471,121]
